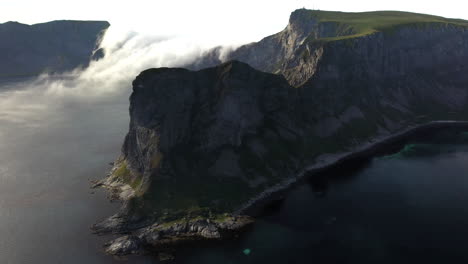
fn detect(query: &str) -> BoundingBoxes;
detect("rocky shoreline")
[93,120,468,259]
[91,160,255,258]
[102,215,254,258]
[235,121,468,216]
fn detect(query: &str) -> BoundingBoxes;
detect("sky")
[1,0,468,127]
[2,0,468,44]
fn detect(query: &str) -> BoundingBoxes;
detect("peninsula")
[93,9,468,257]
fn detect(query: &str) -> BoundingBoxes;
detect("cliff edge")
[94,10,468,257]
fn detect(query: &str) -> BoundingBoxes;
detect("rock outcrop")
[191,9,468,87]
[0,20,110,78]
[103,215,254,256]
[97,9,468,256]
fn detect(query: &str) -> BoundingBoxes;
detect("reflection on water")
[0,80,157,263]
[177,130,468,264]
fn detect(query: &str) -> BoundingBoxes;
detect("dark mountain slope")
[0,20,109,78]
[95,10,468,256]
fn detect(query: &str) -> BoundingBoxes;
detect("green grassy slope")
[295,9,468,41]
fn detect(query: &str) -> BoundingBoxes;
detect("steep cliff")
[0,20,110,78]
[96,10,468,255]
[192,9,468,87]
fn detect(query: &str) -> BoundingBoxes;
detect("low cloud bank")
[0,27,240,127]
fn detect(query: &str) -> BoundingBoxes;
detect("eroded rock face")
[0,20,110,77]
[101,9,468,256]
[120,62,302,211]
[190,9,329,82]
[103,216,254,255]
[104,235,143,256]
[191,10,468,89]
[122,21,468,205]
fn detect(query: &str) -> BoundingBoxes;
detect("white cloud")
[1,0,468,128]
[0,25,232,127]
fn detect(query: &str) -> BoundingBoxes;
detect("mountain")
[94,10,468,256]
[0,20,110,78]
[192,9,468,86]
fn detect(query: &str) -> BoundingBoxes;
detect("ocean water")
[177,132,468,264]
[0,79,155,263]
[2,79,468,263]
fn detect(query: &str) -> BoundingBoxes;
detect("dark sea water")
[2,80,468,264]
[177,131,468,264]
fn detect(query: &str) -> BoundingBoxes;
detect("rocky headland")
[93,9,468,257]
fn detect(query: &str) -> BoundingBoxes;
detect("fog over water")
[0,28,226,263]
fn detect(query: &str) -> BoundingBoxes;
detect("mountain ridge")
[94,9,468,258]
[191,9,468,86]
[0,20,110,78]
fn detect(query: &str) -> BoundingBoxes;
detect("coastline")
[95,120,468,257]
[234,120,468,216]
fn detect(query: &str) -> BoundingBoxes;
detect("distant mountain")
[192,9,468,86]
[94,10,468,257]
[0,20,110,78]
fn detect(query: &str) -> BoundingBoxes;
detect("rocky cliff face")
[191,9,331,80]
[0,20,109,78]
[113,62,300,215]
[297,24,468,134]
[192,10,468,87]
[99,9,468,255]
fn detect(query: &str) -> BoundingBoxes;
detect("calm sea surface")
[177,132,468,264]
[2,79,468,263]
[0,79,154,263]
